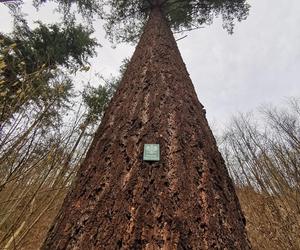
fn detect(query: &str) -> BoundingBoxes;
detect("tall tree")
[42,0,251,249]
[0,20,98,123]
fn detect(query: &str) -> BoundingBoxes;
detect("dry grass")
[237,186,300,250]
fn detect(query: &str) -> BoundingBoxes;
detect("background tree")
[0,68,115,250]
[0,1,102,248]
[220,98,300,249]
[82,58,129,124]
[0,19,98,124]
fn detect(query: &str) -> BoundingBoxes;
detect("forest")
[0,0,299,249]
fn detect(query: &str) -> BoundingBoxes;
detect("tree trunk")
[42,7,250,250]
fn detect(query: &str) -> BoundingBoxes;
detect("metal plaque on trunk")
[143,144,160,161]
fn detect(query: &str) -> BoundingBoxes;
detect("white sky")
[0,0,299,132]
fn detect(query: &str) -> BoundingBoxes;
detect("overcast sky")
[0,0,299,132]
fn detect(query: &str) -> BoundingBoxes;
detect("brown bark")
[42,7,250,250]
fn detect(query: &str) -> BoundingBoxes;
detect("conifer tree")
[42,0,251,249]
[0,1,98,123]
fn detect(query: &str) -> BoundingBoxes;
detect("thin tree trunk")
[43,7,250,249]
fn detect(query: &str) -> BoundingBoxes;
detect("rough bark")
[42,7,250,250]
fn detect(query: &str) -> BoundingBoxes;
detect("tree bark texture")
[42,7,250,250]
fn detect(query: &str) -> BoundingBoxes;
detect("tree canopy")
[103,0,250,43]
[3,0,250,44]
[0,20,98,123]
[30,0,250,43]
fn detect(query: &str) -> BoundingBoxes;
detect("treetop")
[32,0,250,44]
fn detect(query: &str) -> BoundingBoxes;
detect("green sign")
[143,144,160,161]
